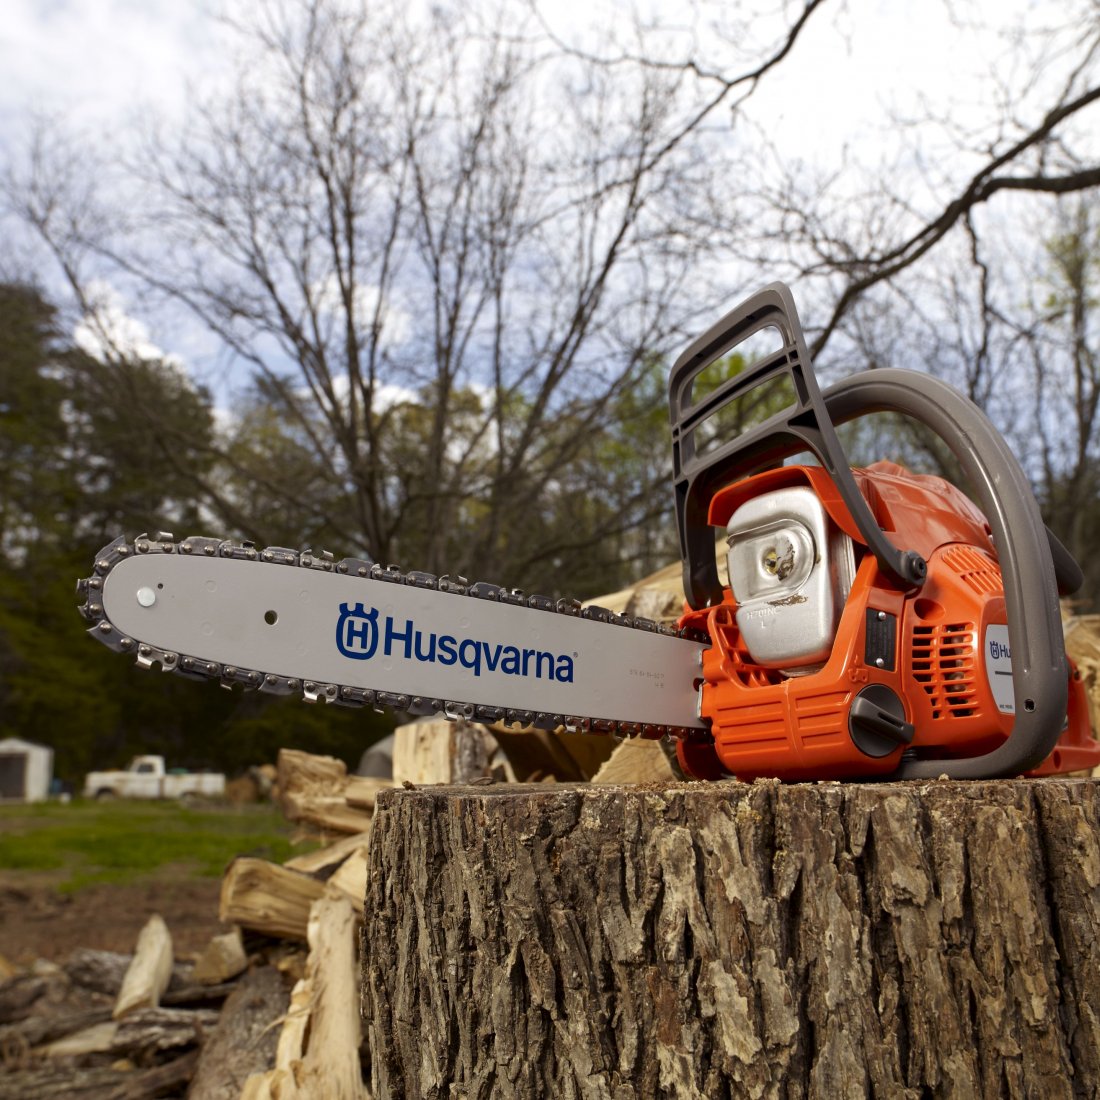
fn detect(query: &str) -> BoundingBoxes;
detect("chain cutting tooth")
[469,582,501,601]
[135,644,178,671]
[303,681,339,703]
[581,604,612,623]
[370,563,404,584]
[500,588,525,606]
[219,541,259,561]
[135,533,175,555]
[299,549,335,571]
[556,597,582,616]
[87,621,122,648]
[437,575,468,595]
[260,673,300,695]
[93,536,131,574]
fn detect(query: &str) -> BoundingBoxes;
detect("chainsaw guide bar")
[78,534,709,740]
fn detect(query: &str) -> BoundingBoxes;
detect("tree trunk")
[362,777,1100,1099]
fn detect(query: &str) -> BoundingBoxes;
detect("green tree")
[0,283,391,782]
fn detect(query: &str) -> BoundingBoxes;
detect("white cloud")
[311,275,413,352]
[73,279,183,368]
[0,0,231,136]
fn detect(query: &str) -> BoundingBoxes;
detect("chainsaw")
[76,283,1099,781]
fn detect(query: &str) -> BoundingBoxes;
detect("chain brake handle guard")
[669,282,1077,779]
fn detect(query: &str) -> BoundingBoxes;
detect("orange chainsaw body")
[677,462,1097,781]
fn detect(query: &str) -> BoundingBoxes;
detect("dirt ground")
[0,870,227,965]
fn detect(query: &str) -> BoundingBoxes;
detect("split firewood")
[391,718,505,786]
[326,847,370,913]
[186,966,288,1100]
[40,1019,119,1057]
[112,1006,219,1057]
[160,981,238,1007]
[343,777,391,813]
[590,737,677,784]
[64,947,196,1000]
[108,1049,202,1100]
[293,888,368,1099]
[284,830,371,875]
[1063,611,1100,742]
[277,749,374,834]
[0,1049,202,1100]
[0,1005,112,1050]
[0,1064,137,1100]
[191,928,248,986]
[64,949,132,997]
[243,887,367,1100]
[39,1006,217,1059]
[0,973,49,1024]
[219,857,325,941]
[113,915,173,1019]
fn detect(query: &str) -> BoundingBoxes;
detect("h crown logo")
[336,603,379,660]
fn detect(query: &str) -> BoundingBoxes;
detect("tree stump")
[361,777,1100,1099]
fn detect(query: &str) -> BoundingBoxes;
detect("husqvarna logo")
[337,603,379,660]
[335,601,574,682]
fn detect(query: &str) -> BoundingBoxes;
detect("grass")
[0,799,298,892]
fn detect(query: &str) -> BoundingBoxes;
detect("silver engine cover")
[726,485,855,670]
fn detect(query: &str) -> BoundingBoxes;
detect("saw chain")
[77,533,708,742]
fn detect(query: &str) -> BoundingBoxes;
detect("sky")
[0,0,1085,384]
[1,0,1021,158]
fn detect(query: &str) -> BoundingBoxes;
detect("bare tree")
[4,0,831,594]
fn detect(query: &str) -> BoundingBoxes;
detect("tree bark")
[362,777,1100,1099]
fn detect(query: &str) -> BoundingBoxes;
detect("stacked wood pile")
[0,934,247,1098]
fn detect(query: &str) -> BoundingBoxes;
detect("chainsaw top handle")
[670,283,928,607]
[669,282,1070,779]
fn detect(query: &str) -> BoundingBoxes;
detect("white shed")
[0,737,54,802]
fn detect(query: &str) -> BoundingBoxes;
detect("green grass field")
[0,799,298,892]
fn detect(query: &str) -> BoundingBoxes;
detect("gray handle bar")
[823,371,1067,779]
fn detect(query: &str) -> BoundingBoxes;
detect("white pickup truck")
[83,755,226,801]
